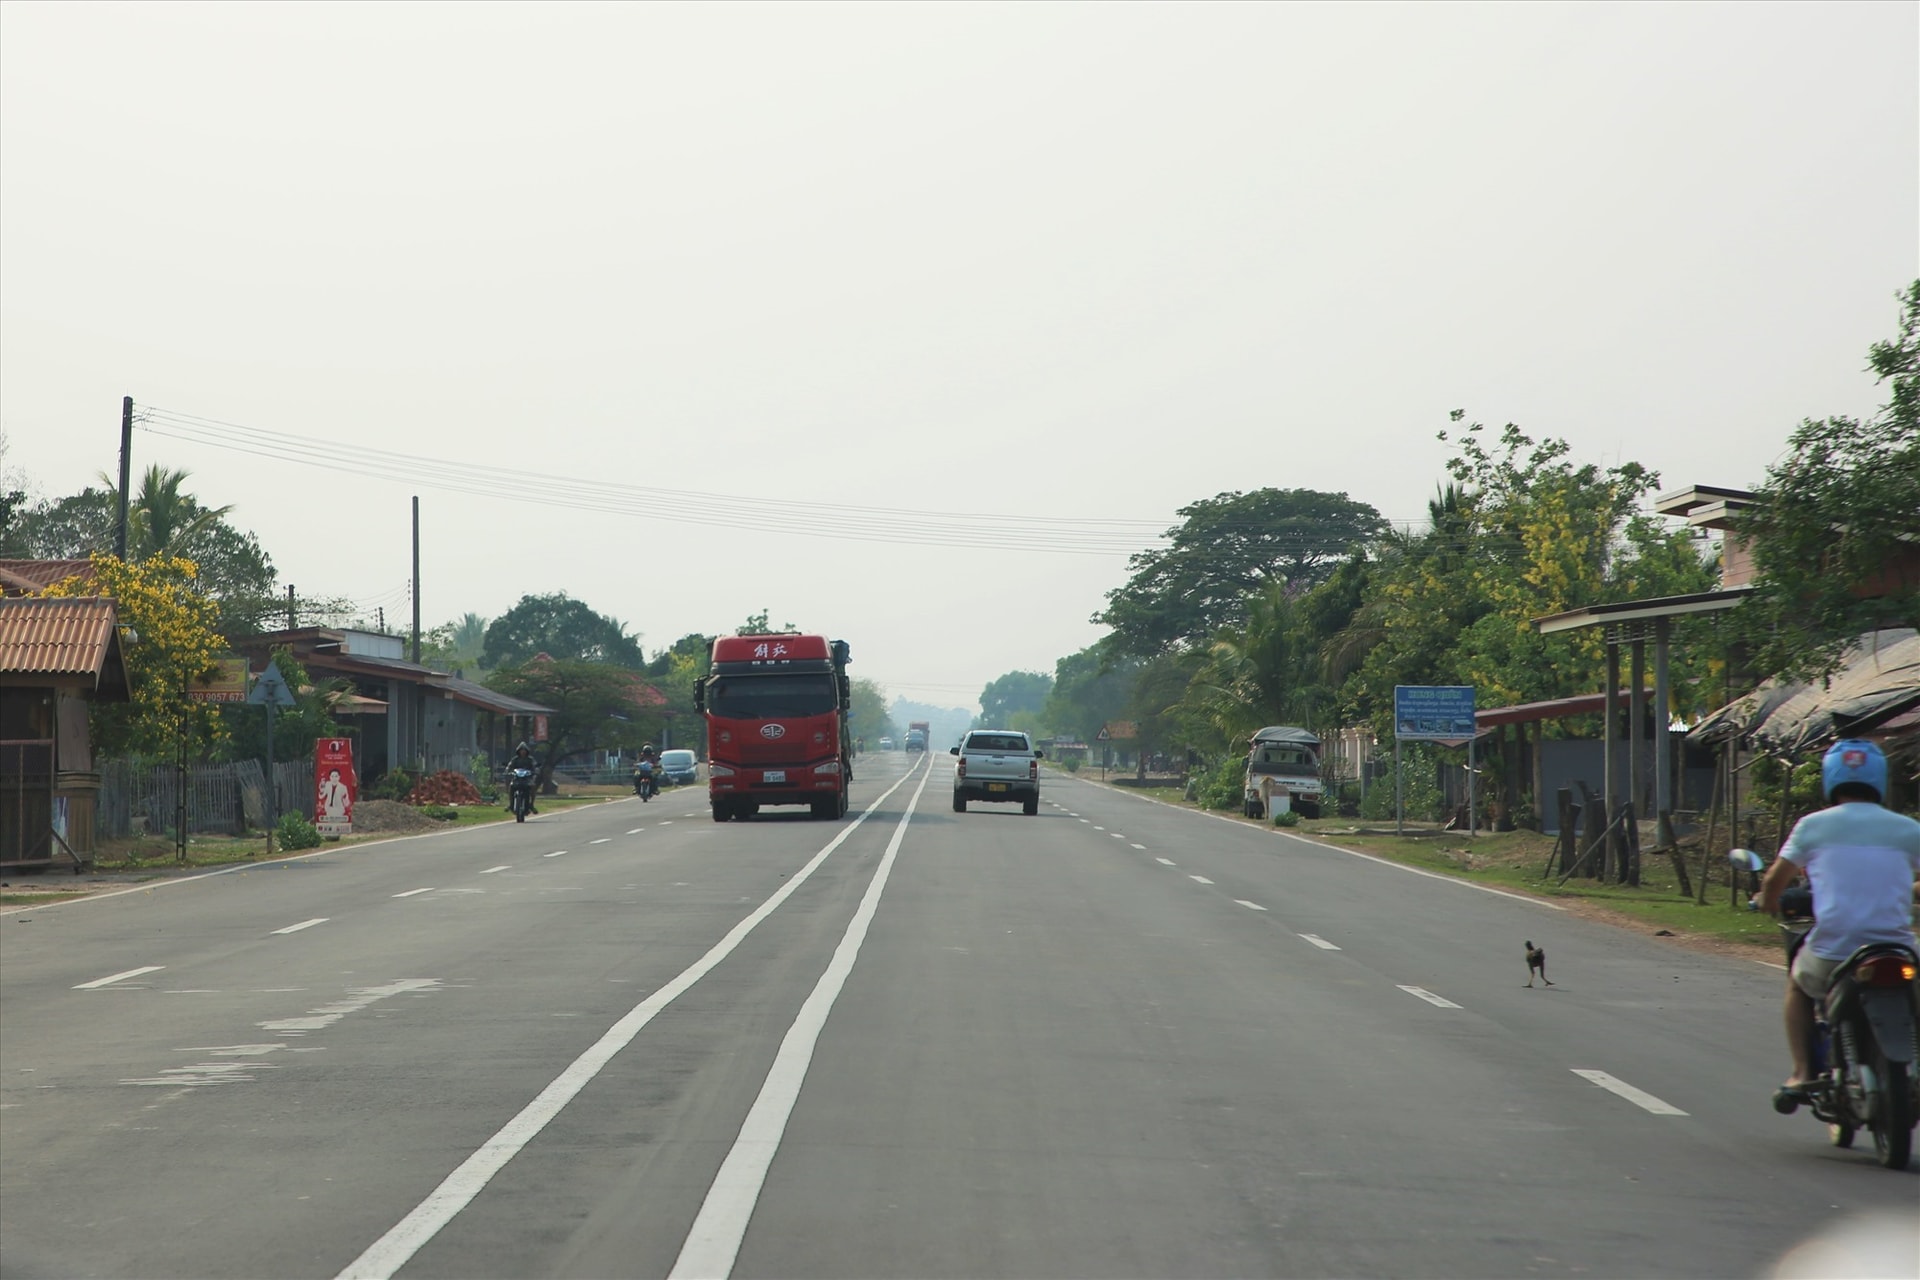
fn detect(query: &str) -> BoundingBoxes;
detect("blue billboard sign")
[1393,685,1477,741]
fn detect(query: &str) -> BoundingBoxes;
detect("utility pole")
[411,496,421,663]
[286,584,296,631]
[114,397,133,558]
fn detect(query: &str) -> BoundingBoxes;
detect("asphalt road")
[2,754,1915,1279]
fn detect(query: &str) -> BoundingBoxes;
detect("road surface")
[3,754,1913,1278]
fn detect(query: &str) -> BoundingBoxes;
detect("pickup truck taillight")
[1029,758,1039,781]
[956,758,966,778]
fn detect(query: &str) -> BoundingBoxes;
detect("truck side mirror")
[949,746,959,755]
[693,677,706,712]
[1034,750,1045,759]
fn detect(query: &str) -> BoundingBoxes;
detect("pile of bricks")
[404,770,484,806]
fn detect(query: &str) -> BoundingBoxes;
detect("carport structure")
[1531,587,1750,872]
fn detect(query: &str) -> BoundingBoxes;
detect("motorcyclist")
[1753,739,1920,1095]
[506,741,539,815]
[634,744,659,798]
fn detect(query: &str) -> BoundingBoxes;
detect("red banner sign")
[314,738,357,838]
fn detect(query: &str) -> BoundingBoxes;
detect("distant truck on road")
[1243,725,1324,819]
[695,633,853,822]
[905,721,930,752]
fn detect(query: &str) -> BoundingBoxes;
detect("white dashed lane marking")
[626,829,644,835]
[1299,934,1341,950]
[1398,985,1461,1009]
[74,965,164,990]
[480,866,509,875]
[392,888,434,899]
[1130,843,1146,850]
[1155,857,1177,866]
[272,918,329,936]
[1233,900,1268,912]
[1189,875,1214,885]
[591,838,611,845]
[544,851,568,859]
[1571,1069,1688,1115]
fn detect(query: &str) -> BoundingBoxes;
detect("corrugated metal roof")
[0,559,96,596]
[0,596,123,683]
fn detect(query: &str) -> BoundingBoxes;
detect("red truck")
[695,634,853,822]
[905,720,931,753]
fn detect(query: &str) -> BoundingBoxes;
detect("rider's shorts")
[1790,948,1843,1001]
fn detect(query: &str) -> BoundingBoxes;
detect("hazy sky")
[3,2,1914,712]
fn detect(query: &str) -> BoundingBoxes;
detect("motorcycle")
[1770,885,1919,1169]
[633,761,658,802]
[507,765,536,822]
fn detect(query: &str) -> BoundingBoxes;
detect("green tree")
[735,609,799,636]
[420,612,491,674]
[1189,583,1332,748]
[1738,280,1920,678]
[1097,489,1387,656]
[978,670,1053,728]
[14,480,279,636]
[482,593,645,669]
[1042,642,1139,746]
[1339,415,1695,734]
[213,648,345,766]
[848,678,898,749]
[486,657,665,789]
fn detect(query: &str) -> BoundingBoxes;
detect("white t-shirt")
[1780,801,1920,960]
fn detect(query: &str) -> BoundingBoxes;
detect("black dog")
[1525,941,1553,987]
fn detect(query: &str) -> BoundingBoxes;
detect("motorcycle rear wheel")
[1869,1051,1913,1170]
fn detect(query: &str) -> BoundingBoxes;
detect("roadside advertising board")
[314,737,357,838]
[1393,685,1477,741]
[187,657,249,702]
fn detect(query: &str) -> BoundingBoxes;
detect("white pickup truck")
[951,729,1044,815]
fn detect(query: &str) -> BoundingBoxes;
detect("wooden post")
[1556,787,1576,874]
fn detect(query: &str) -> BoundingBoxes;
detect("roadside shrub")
[1358,747,1445,822]
[1273,810,1301,827]
[368,768,415,802]
[275,812,322,850]
[1065,758,1081,773]
[1190,756,1244,810]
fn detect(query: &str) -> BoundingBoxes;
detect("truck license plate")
[987,783,1008,792]
[764,770,786,783]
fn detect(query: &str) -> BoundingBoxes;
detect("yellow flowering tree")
[44,554,228,758]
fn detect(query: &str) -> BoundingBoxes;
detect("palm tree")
[96,464,234,561]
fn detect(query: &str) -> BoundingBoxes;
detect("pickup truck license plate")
[764,770,786,783]
[987,782,1008,792]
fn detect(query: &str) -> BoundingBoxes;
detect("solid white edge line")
[333,755,930,1280]
[74,964,164,990]
[1570,1068,1688,1115]
[669,759,935,1278]
[1396,984,1462,1008]
[272,918,328,935]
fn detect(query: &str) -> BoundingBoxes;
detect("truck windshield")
[1251,745,1316,775]
[706,673,836,719]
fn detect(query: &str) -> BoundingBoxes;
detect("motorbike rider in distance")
[1753,739,1920,1096]
[634,744,660,799]
[507,741,539,815]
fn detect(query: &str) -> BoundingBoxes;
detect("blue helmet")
[1822,739,1887,805]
